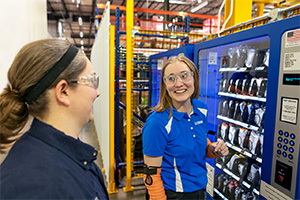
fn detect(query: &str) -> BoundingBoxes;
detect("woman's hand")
[210,140,229,157]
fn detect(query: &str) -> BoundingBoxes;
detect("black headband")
[23,45,78,104]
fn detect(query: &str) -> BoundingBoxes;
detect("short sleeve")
[142,115,168,157]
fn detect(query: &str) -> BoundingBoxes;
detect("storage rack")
[109,6,208,193]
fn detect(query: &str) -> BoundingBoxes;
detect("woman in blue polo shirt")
[143,55,229,200]
[0,39,109,199]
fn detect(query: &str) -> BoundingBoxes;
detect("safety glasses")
[163,71,194,85]
[69,73,99,89]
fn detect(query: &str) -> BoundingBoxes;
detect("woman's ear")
[55,80,70,106]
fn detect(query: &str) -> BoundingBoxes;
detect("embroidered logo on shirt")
[195,120,203,125]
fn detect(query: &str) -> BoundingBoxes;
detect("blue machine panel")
[194,15,300,200]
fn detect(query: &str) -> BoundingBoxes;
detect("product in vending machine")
[222,101,229,117]
[249,78,258,96]
[261,49,270,68]
[238,101,247,122]
[246,103,256,125]
[221,122,229,141]
[258,78,268,97]
[228,100,235,118]
[228,78,236,93]
[239,128,251,149]
[254,106,266,128]
[233,100,241,121]
[222,79,229,92]
[228,47,237,68]
[218,101,224,116]
[247,164,261,190]
[245,48,257,69]
[249,131,261,155]
[228,123,239,145]
[235,78,243,94]
[221,55,229,68]
[242,78,252,95]
[235,45,248,68]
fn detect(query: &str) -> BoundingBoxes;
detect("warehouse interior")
[1,0,300,200]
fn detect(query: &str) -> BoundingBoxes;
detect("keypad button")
[288,154,293,160]
[289,147,294,153]
[283,145,287,151]
[277,150,281,155]
[278,137,283,142]
[290,140,295,146]
[284,139,288,144]
[279,130,283,135]
[290,133,295,139]
[284,132,289,137]
[283,152,287,157]
[277,143,282,148]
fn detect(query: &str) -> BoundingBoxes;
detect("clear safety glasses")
[70,73,99,89]
[163,71,194,85]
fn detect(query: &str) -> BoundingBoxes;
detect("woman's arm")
[143,155,166,200]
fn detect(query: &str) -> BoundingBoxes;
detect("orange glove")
[144,165,167,200]
[206,138,218,158]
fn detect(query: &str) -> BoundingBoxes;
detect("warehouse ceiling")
[47,0,269,58]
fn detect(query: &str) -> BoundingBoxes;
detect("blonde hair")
[0,38,86,153]
[153,55,200,117]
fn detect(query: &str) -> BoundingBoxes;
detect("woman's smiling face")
[164,61,195,109]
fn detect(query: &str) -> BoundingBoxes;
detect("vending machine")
[149,45,194,108]
[194,15,300,200]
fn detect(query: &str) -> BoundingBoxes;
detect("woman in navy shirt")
[143,55,229,200]
[0,39,109,199]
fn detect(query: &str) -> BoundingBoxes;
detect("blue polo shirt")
[143,99,208,193]
[0,118,109,200]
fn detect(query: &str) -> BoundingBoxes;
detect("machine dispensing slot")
[275,160,292,191]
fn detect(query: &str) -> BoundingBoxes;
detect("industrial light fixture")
[80,40,84,45]
[78,17,83,26]
[191,1,208,13]
[80,31,84,38]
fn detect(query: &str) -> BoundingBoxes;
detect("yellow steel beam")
[256,3,265,17]
[224,0,252,29]
[124,0,135,193]
[108,25,118,194]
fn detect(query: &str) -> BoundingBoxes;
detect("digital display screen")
[283,74,300,85]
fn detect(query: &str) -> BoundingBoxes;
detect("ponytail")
[0,85,29,153]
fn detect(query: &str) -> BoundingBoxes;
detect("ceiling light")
[191,1,208,13]
[81,46,84,50]
[80,40,84,45]
[80,31,84,38]
[78,17,83,26]
[179,11,185,16]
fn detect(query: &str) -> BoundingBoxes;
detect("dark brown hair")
[0,38,86,153]
[153,55,200,117]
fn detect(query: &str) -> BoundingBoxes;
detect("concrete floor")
[109,178,147,200]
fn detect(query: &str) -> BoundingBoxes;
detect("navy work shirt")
[0,118,109,200]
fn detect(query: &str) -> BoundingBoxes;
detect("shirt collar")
[167,99,200,121]
[28,118,98,169]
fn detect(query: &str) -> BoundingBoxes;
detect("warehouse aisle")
[80,120,147,200]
